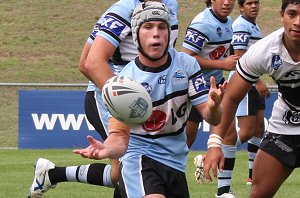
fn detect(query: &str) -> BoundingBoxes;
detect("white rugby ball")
[102,76,152,125]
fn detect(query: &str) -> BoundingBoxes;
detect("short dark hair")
[237,0,246,6]
[205,0,212,7]
[237,0,260,7]
[281,0,300,11]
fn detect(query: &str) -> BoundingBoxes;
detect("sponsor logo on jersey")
[101,15,126,36]
[232,33,250,45]
[169,9,176,16]
[158,75,167,84]
[209,46,226,60]
[142,110,167,132]
[173,70,186,80]
[192,74,206,93]
[216,27,222,37]
[271,55,282,70]
[184,29,206,48]
[283,109,300,125]
[141,82,153,93]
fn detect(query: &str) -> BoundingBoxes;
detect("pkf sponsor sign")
[18,90,103,149]
[19,90,277,150]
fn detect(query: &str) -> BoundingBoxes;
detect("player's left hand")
[73,135,109,160]
[203,147,224,182]
[255,80,270,98]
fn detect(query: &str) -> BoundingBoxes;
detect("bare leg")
[251,150,293,198]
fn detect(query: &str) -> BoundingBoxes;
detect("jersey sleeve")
[182,22,209,54]
[231,22,250,50]
[236,43,267,83]
[184,56,209,105]
[95,4,132,48]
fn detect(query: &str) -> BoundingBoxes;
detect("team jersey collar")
[135,53,172,73]
[209,8,228,23]
[270,28,298,64]
[241,15,256,26]
[270,28,284,54]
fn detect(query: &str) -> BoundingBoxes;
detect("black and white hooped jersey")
[182,8,233,86]
[231,15,263,50]
[237,28,300,134]
[86,0,178,91]
[118,48,209,172]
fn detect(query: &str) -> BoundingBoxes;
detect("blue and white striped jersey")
[118,48,209,172]
[231,15,263,50]
[86,0,178,91]
[228,15,263,80]
[182,8,233,86]
[237,28,300,134]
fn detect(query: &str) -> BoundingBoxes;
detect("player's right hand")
[222,55,240,71]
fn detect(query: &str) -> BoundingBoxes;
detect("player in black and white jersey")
[74,2,226,197]
[28,0,178,197]
[204,0,300,197]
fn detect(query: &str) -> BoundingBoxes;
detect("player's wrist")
[207,134,223,149]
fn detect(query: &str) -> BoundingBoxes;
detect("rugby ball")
[102,76,152,125]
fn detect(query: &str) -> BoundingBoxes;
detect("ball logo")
[209,46,226,60]
[129,98,149,119]
[142,110,167,132]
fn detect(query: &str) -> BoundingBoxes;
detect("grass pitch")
[1,150,299,197]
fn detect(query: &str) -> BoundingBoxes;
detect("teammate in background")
[214,1,270,197]
[204,0,300,197]
[28,0,178,197]
[182,0,238,149]
[74,2,226,197]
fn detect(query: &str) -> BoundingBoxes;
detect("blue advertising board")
[18,90,103,149]
[18,90,278,150]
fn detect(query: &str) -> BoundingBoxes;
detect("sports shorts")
[260,132,300,168]
[187,78,225,123]
[84,91,108,140]
[236,86,265,117]
[119,155,189,198]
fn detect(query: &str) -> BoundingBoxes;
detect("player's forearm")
[103,129,130,159]
[204,105,223,126]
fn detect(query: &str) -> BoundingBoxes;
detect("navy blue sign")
[19,90,103,149]
[19,90,277,150]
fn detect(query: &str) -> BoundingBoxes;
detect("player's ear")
[280,11,284,22]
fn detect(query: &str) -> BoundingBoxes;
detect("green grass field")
[1,1,299,197]
[1,150,300,197]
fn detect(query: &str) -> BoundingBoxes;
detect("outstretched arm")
[73,117,130,160]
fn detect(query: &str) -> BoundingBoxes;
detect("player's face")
[211,0,235,20]
[281,3,300,43]
[240,0,260,22]
[139,21,169,60]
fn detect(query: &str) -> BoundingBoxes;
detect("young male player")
[74,1,227,197]
[204,0,300,197]
[28,0,178,197]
